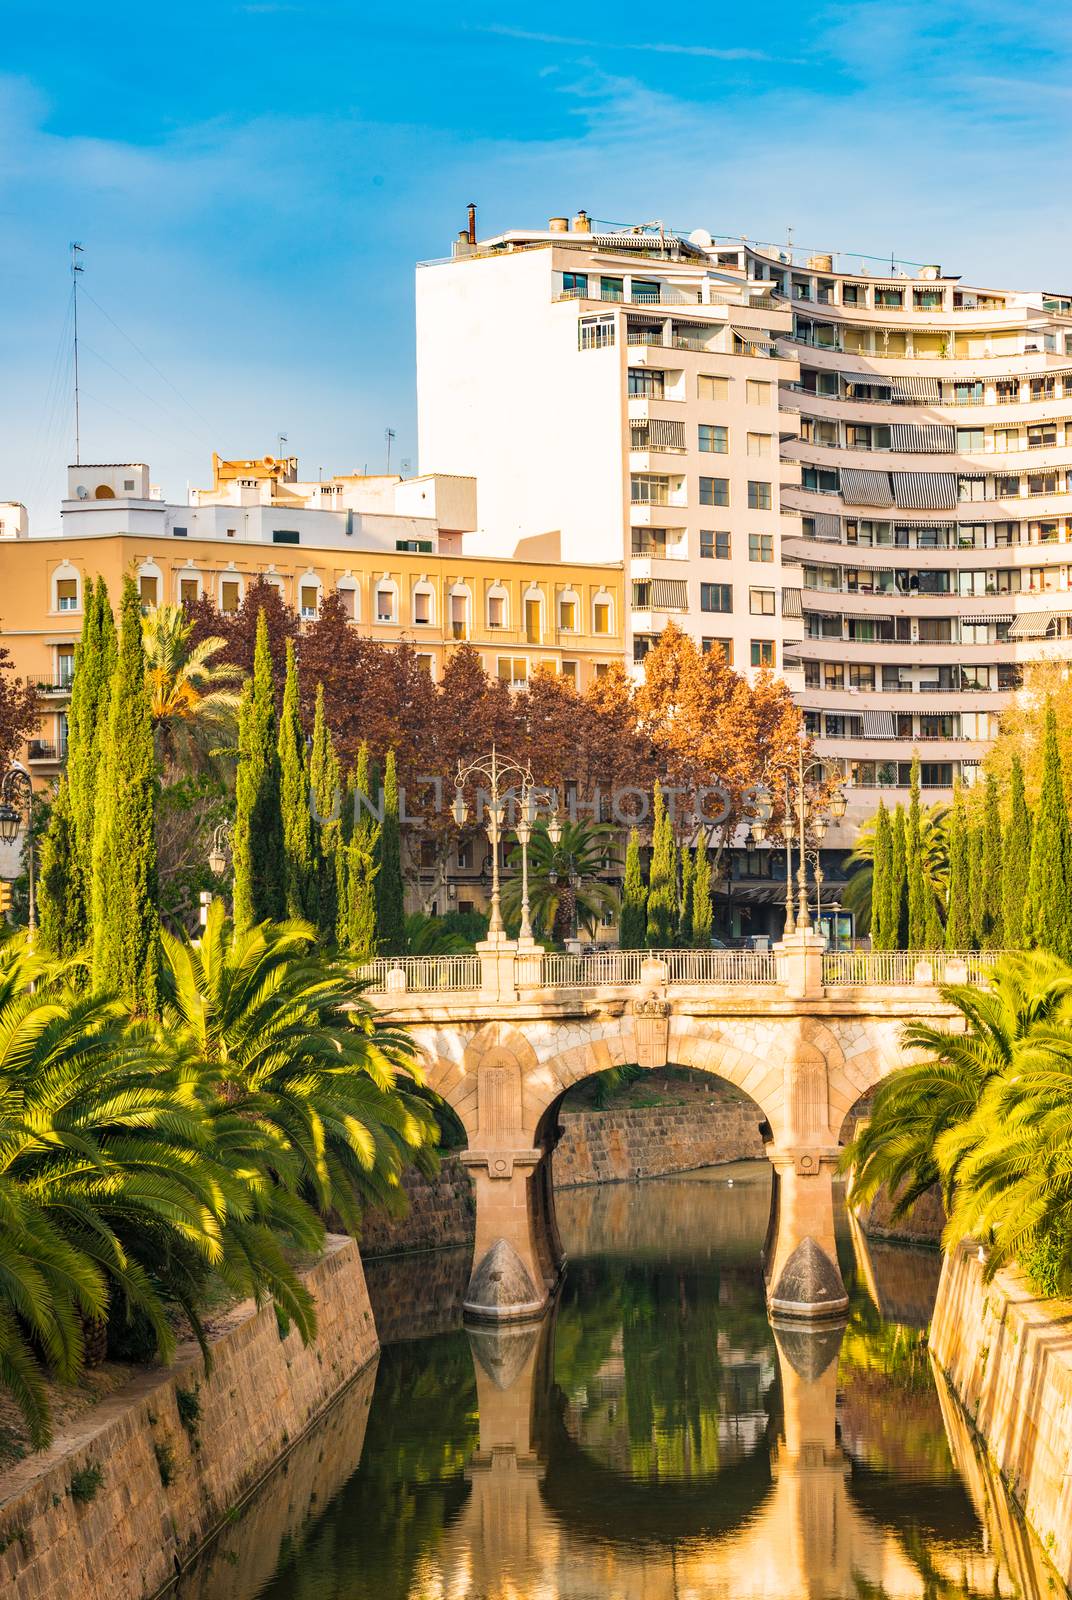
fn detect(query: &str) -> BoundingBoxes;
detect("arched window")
[51,562,81,615]
[298,572,322,620]
[219,570,245,615]
[449,582,472,640]
[374,579,399,625]
[175,565,203,607]
[136,560,164,610]
[411,581,437,627]
[523,585,544,645]
[486,582,509,631]
[335,578,360,622]
[592,588,614,636]
[558,588,580,632]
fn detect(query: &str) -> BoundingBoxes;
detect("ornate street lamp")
[758,742,846,942]
[453,747,535,943]
[207,821,233,879]
[0,763,36,937]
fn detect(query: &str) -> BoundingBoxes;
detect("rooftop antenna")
[385,427,396,473]
[786,225,793,264]
[71,243,84,464]
[277,431,288,462]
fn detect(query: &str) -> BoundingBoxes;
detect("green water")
[175,1164,1064,1600]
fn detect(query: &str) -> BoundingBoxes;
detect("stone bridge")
[364,935,995,1323]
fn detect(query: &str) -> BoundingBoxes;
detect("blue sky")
[3,1,1071,528]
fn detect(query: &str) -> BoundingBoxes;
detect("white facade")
[417,219,801,683]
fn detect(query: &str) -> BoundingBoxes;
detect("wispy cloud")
[481,25,772,63]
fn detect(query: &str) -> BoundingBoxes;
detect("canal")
[175,1163,1064,1599]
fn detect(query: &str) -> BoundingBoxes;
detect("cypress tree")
[945,787,971,951]
[342,745,379,960]
[1024,704,1072,961]
[924,883,944,950]
[889,805,908,949]
[870,800,892,949]
[870,800,896,947]
[1002,755,1031,949]
[375,750,406,956]
[906,756,927,951]
[967,817,985,950]
[37,779,80,957]
[232,610,283,931]
[278,640,316,921]
[979,772,1003,948]
[90,577,159,1013]
[309,683,340,941]
[678,844,694,947]
[646,781,677,948]
[692,841,713,949]
[619,828,647,949]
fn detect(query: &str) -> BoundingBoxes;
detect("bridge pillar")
[774,929,826,1000]
[461,1150,561,1322]
[764,1149,849,1320]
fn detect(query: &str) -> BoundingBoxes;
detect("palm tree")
[846,801,950,938]
[843,951,1072,1232]
[141,604,242,770]
[503,820,620,945]
[159,901,439,1239]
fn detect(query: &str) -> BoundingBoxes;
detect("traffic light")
[0,881,11,919]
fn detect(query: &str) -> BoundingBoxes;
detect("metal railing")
[515,948,778,988]
[822,949,1003,986]
[358,955,482,993]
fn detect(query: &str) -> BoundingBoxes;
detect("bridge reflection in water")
[178,1165,1065,1600]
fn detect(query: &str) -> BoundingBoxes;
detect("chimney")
[548,216,569,233]
[572,209,591,234]
[467,202,477,245]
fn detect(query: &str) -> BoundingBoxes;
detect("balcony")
[36,679,74,698]
[28,740,60,763]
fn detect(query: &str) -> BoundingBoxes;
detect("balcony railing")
[358,955,482,993]
[27,740,59,762]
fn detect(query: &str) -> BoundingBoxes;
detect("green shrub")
[70,1463,104,1503]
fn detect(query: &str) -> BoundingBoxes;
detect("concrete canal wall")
[0,1236,379,1600]
[931,1240,1072,1592]
[552,1092,765,1188]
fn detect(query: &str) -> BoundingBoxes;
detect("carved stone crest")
[631,996,671,1069]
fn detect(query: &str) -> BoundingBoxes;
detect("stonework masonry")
[0,1235,379,1600]
[359,1155,476,1257]
[930,1240,1072,1591]
[552,1092,765,1187]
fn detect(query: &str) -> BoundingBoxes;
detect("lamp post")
[754,744,846,944]
[0,763,36,938]
[203,821,233,927]
[453,747,535,943]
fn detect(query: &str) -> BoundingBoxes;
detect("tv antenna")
[71,242,84,464]
[385,427,396,473]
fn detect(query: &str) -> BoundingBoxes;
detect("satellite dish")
[689,228,714,249]
[76,485,88,499]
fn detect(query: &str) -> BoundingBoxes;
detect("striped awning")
[962,613,1014,625]
[891,376,941,402]
[863,710,896,737]
[809,511,842,540]
[840,467,895,506]
[891,471,958,510]
[895,519,955,532]
[781,587,803,617]
[731,327,777,350]
[890,423,956,453]
[650,579,689,610]
[1008,612,1056,638]
[841,372,892,394]
[632,417,686,450]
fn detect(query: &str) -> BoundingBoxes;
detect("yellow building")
[0,458,623,780]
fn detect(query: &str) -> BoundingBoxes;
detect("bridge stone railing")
[358,946,1009,999]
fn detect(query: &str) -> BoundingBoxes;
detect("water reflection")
[182,1163,1068,1600]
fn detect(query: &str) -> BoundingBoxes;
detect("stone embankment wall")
[552,1093,765,1188]
[359,1156,475,1257]
[931,1240,1072,1591]
[0,1235,379,1600]
[856,1181,946,1246]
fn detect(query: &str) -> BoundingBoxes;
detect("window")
[699,476,729,507]
[560,660,578,683]
[524,597,542,643]
[173,525,188,538]
[697,374,728,401]
[415,653,434,677]
[56,577,78,612]
[747,480,772,511]
[1029,424,1057,449]
[632,278,661,304]
[751,639,776,668]
[749,587,776,615]
[56,645,75,687]
[299,584,319,619]
[396,539,434,553]
[700,582,732,613]
[748,533,774,562]
[337,585,357,621]
[123,478,135,491]
[746,379,772,405]
[179,577,199,606]
[375,585,397,624]
[746,432,772,458]
[578,316,615,350]
[628,367,664,398]
[450,591,469,640]
[139,575,159,607]
[272,529,300,545]
[600,275,623,301]
[843,284,862,305]
[593,598,611,634]
[631,474,670,505]
[957,428,984,454]
[959,476,987,502]
[699,424,728,454]
[413,589,433,625]
[488,593,506,628]
[562,270,587,296]
[497,657,528,686]
[221,580,241,615]
[559,596,578,631]
[875,288,904,308]
[700,530,730,559]
[702,638,733,664]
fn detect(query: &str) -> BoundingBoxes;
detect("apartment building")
[417,211,802,684]
[0,456,622,780]
[418,210,1072,839]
